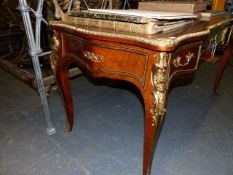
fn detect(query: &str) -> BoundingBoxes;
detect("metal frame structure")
[101,0,130,9]
[16,0,130,135]
[18,0,56,135]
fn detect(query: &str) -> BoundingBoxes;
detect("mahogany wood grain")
[49,16,233,175]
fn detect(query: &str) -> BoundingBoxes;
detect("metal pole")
[123,0,130,9]
[18,0,56,135]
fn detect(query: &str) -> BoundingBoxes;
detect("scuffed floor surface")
[0,61,233,175]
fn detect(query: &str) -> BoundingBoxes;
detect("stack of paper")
[87,9,198,20]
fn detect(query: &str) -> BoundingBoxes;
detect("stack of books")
[67,9,198,34]
[138,1,208,14]
[200,10,226,21]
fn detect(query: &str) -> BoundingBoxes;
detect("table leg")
[143,52,170,175]
[50,31,74,131]
[52,41,170,174]
[56,61,74,131]
[214,37,233,94]
[143,103,166,175]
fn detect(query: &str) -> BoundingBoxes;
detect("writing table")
[49,16,233,175]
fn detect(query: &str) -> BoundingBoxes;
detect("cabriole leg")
[143,52,170,175]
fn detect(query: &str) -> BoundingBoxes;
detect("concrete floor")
[0,61,233,175]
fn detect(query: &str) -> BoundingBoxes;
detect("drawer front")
[170,42,202,79]
[201,25,232,62]
[61,33,150,87]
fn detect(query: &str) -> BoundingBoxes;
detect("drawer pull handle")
[84,51,105,63]
[173,52,194,67]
